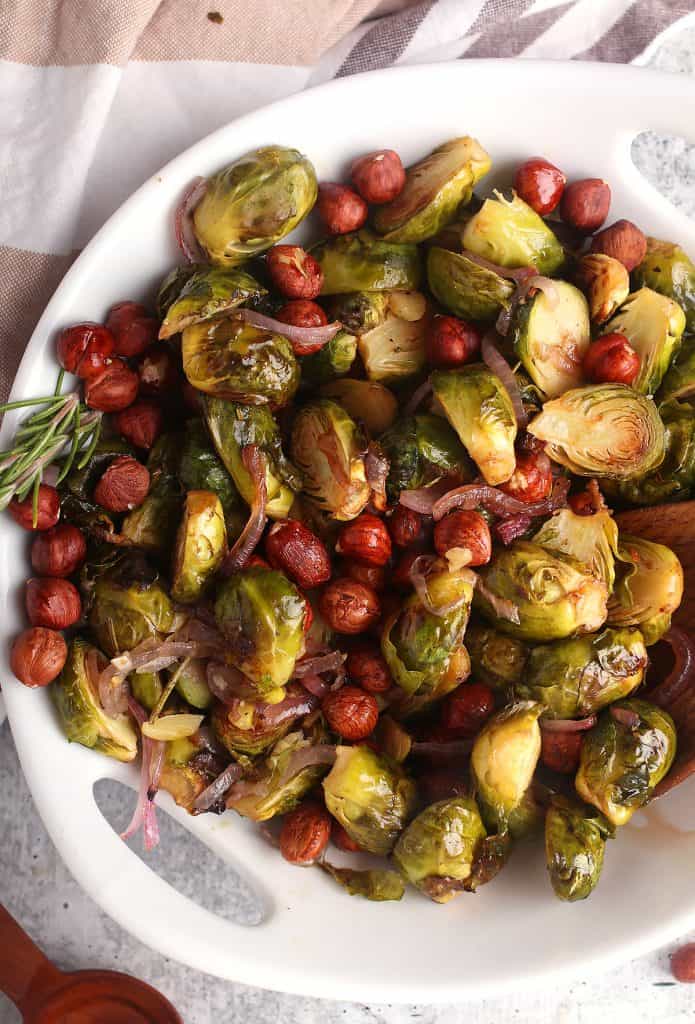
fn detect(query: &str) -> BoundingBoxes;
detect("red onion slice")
[539,715,597,733]
[175,177,207,263]
[403,377,433,418]
[365,442,389,512]
[610,706,641,729]
[649,628,695,709]
[192,762,244,814]
[399,477,455,516]
[237,308,341,355]
[121,695,162,852]
[411,738,474,759]
[432,475,569,522]
[260,689,318,727]
[481,330,528,428]
[295,651,346,678]
[463,251,537,284]
[221,445,268,575]
[299,672,330,699]
[494,513,534,546]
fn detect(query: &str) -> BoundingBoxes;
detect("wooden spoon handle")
[0,904,63,1015]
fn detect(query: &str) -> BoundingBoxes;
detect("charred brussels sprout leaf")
[357,313,428,384]
[633,238,695,332]
[192,146,317,264]
[182,316,299,406]
[312,230,422,295]
[512,281,591,399]
[122,434,183,554]
[373,137,491,244]
[607,534,683,643]
[324,291,389,335]
[545,796,614,902]
[575,699,677,826]
[52,638,137,762]
[320,864,405,902]
[322,744,417,856]
[299,330,357,386]
[528,384,665,480]
[89,562,177,657]
[159,265,266,339]
[290,399,370,521]
[426,247,514,322]
[380,413,470,504]
[533,505,620,591]
[178,419,247,539]
[602,287,685,395]
[465,622,529,691]
[462,192,564,276]
[432,365,517,486]
[657,334,695,403]
[171,490,227,604]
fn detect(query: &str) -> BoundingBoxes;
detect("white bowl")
[3,60,695,1004]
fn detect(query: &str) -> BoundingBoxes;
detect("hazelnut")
[335,513,392,567]
[540,729,583,774]
[84,359,139,412]
[106,301,158,358]
[499,449,553,504]
[434,510,492,567]
[9,485,60,531]
[266,245,324,300]
[31,523,86,577]
[332,822,362,852]
[583,332,640,386]
[560,178,611,233]
[94,455,150,512]
[56,323,115,378]
[388,505,424,548]
[276,300,328,329]
[441,682,495,736]
[342,561,386,592]
[426,315,481,368]
[279,802,332,865]
[265,520,331,589]
[589,219,647,272]
[322,685,379,740]
[345,647,392,693]
[574,253,630,324]
[25,578,82,630]
[350,149,406,204]
[137,342,181,397]
[113,399,163,449]
[671,943,695,983]
[10,627,67,687]
[568,489,599,516]
[392,548,423,589]
[514,157,566,215]
[319,578,380,634]
[317,182,368,235]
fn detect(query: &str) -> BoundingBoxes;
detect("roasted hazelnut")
[265,520,331,589]
[106,301,158,358]
[583,332,640,386]
[560,178,611,233]
[335,513,392,567]
[426,315,481,368]
[9,485,60,531]
[31,523,86,577]
[56,323,115,378]
[94,455,150,513]
[280,802,331,865]
[388,505,424,548]
[350,149,406,204]
[10,627,67,687]
[25,578,82,630]
[112,399,163,450]
[392,548,423,589]
[319,578,381,635]
[332,821,362,852]
[540,729,583,774]
[266,245,324,299]
[84,359,139,412]
[574,253,630,324]
[418,771,468,804]
[322,685,379,740]
[671,943,695,984]
[345,647,392,693]
[276,299,328,329]
[342,561,386,592]
[499,449,553,504]
[514,157,566,215]
[568,489,598,516]
[434,510,492,567]
[589,219,647,272]
[441,682,495,736]
[137,342,181,397]
[317,183,368,235]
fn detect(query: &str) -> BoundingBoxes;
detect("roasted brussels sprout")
[471,701,543,838]
[178,420,247,539]
[392,797,488,902]
[461,192,564,276]
[545,796,614,901]
[211,695,296,758]
[121,434,183,554]
[89,561,177,657]
[174,658,212,709]
[324,291,389,335]
[130,670,163,711]
[159,732,228,810]
[357,312,428,383]
[426,247,515,322]
[157,265,196,320]
[633,238,695,332]
[170,491,226,604]
[192,146,317,264]
[575,699,677,826]
[528,384,665,480]
[574,253,630,325]
[474,541,608,643]
[204,398,301,520]
[300,330,358,386]
[290,399,370,520]
[657,334,695,403]
[380,413,470,504]
[607,534,683,643]
[518,627,647,718]
[319,379,399,435]
[322,744,417,855]
[432,365,517,486]
[512,281,591,399]
[214,567,307,692]
[158,265,266,338]
[320,864,405,902]
[465,621,528,691]
[602,287,686,395]
[533,505,620,590]
[372,137,491,243]
[312,230,421,294]
[182,316,299,406]
[52,638,137,762]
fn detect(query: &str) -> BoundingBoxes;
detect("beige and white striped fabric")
[1,0,693,399]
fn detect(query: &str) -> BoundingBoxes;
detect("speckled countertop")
[3,27,695,1024]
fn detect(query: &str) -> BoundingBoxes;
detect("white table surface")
[2,25,695,1024]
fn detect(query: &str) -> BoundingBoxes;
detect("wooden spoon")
[0,904,182,1023]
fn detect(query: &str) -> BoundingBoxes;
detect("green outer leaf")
[320,864,405,901]
[427,246,514,321]
[159,265,266,338]
[312,230,422,294]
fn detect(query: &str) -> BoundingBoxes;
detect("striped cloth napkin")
[0,0,693,402]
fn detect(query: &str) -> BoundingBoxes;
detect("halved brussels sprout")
[300,330,357,386]
[633,238,695,332]
[380,413,470,504]
[319,379,399,435]
[320,864,405,902]
[545,796,614,902]
[158,265,266,339]
[426,247,515,321]
[372,137,491,243]
[388,647,471,720]
[89,561,177,657]
[474,541,608,643]
[471,701,543,838]
[357,312,428,384]
[52,638,137,762]
[192,146,317,264]
[392,797,488,903]
[130,670,163,712]
[122,434,183,554]
[518,627,647,719]
[533,505,620,590]
[607,534,683,643]
[465,621,529,691]
[324,291,389,335]
[312,230,422,294]
[602,287,686,395]
[204,397,300,520]
[178,419,247,539]
[159,731,228,810]
[461,192,565,276]
[211,696,295,758]
[182,316,299,406]
[171,491,227,604]
[290,399,370,521]
[574,253,630,325]
[512,281,590,399]
[528,384,665,480]
[174,658,212,709]
[575,699,677,826]
[214,567,308,693]
[322,744,417,855]
[432,365,517,486]
[657,334,695,403]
